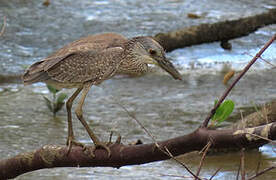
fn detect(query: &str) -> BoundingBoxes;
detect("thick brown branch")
[154,8,276,52]
[1,122,276,179]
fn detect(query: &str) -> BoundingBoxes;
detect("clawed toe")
[89,142,111,158]
[66,137,86,155]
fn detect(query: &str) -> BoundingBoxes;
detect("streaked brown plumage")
[23,33,182,157]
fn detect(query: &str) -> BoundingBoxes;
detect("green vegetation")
[211,99,235,126]
[43,84,67,117]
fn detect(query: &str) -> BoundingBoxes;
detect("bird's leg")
[75,83,111,157]
[66,87,85,154]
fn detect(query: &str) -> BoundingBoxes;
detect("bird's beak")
[157,57,182,80]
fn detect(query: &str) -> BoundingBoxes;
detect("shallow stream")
[0,0,276,179]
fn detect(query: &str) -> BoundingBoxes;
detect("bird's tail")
[22,60,50,85]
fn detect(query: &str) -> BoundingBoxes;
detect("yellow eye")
[149,48,156,55]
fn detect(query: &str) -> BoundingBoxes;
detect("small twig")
[117,103,201,180]
[236,154,241,180]
[247,166,275,180]
[255,154,261,175]
[243,52,276,69]
[202,34,276,127]
[209,167,222,180]
[116,103,158,145]
[263,105,269,124]
[241,148,245,180]
[251,102,266,122]
[198,141,211,154]
[163,146,202,180]
[245,132,276,146]
[196,141,212,178]
[0,16,6,37]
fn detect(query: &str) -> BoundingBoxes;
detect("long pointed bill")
[157,57,182,80]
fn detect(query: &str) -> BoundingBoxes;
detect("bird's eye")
[149,49,156,55]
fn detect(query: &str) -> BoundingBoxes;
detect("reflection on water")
[0,0,276,179]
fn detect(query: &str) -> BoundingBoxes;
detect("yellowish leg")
[66,87,84,154]
[75,82,111,157]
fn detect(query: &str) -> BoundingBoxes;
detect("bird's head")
[126,36,182,80]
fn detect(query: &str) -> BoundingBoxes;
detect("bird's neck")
[116,52,149,77]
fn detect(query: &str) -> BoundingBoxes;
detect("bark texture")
[154,8,276,52]
[1,121,276,179]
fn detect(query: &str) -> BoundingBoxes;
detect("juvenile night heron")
[23,33,182,156]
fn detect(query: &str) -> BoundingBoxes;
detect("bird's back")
[23,33,127,87]
[48,33,127,58]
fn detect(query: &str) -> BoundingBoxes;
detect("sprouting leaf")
[57,93,67,104]
[54,102,65,114]
[43,96,53,112]
[212,100,235,125]
[46,84,59,94]
[43,86,67,117]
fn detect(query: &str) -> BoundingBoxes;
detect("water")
[0,0,276,179]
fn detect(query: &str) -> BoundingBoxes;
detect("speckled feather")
[47,47,123,85]
[22,33,177,88]
[23,33,127,87]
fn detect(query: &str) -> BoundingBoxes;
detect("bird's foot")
[89,142,111,158]
[66,136,86,155]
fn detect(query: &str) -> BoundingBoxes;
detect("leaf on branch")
[212,100,235,125]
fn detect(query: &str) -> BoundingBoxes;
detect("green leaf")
[46,84,59,94]
[57,93,67,104]
[43,96,53,112]
[212,100,235,125]
[54,102,65,114]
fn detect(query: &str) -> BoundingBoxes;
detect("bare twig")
[255,154,261,175]
[243,52,276,69]
[0,16,6,37]
[202,34,276,127]
[251,102,267,122]
[196,141,212,178]
[116,103,158,145]
[241,148,245,180]
[163,146,201,179]
[236,156,241,180]
[247,166,275,180]
[245,132,276,145]
[209,167,222,180]
[117,103,201,180]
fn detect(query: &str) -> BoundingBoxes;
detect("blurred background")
[0,0,275,179]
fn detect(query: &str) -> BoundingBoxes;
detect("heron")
[23,33,182,157]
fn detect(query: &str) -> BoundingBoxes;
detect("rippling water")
[0,0,276,179]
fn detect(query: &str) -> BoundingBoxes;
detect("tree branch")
[1,121,276,179]
[154,8,276,52]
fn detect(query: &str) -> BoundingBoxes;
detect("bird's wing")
[48,33,127,58]
[46,47,124,84]
[23,33,127,85]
